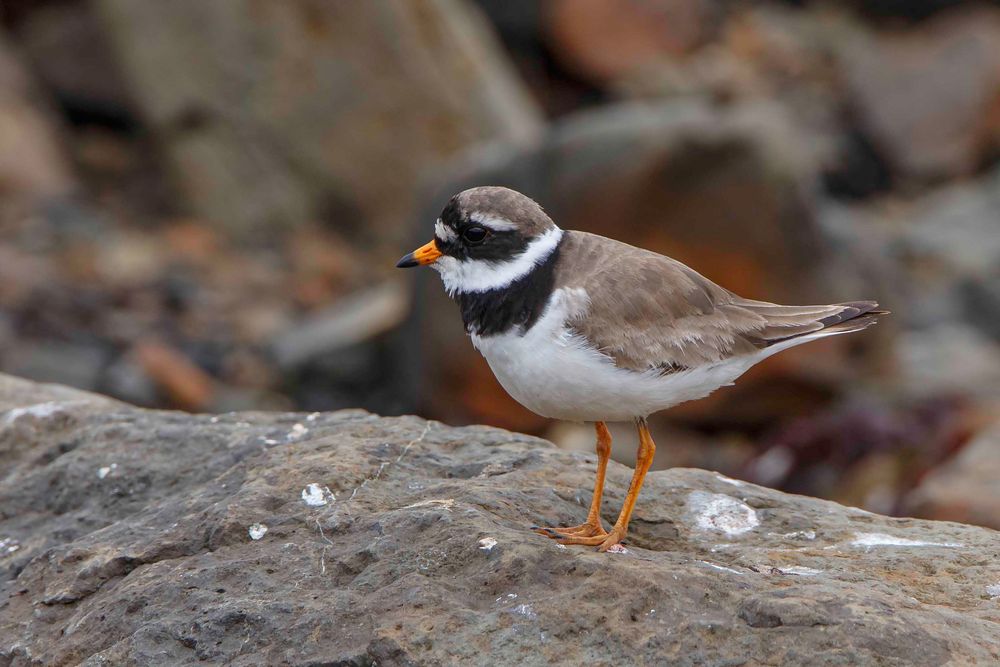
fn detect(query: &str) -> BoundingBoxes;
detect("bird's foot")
[532,523,625,551]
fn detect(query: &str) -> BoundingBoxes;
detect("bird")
[397,186,886,552]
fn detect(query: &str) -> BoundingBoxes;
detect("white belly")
[470,289,760,422]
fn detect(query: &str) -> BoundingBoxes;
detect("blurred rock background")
[0,0,996,526]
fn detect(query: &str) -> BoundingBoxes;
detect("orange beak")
[396,239,442,268]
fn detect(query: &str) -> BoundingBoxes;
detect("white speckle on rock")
[849,532,963,549]
[779,530,816,540]
[986,584,1000,599]
[262,438,279,445]
[511,603,538,620]
[404,498,455,511]
[478,537,497,552]
[697,560,744,575]
[715,473,745,487]
[97,463,118,479]
[301,483,334,507]
[248,523,268,540]
[3,401,71,425]
[306,412,320,422]
[606,543,628,554]
[555,543,567,550]
[775,565,823,576]
[687,491,760,536]
[209,416,220,423]
[0,537,20,555]
[287,423,308,441]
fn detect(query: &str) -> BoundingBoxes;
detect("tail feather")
[735,298,888,347]
[818,311,887,335]
[816,300,881,327]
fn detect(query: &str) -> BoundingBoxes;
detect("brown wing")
[554,231,883,371]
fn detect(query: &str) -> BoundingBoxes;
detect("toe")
[533,522,606,539]
[533,526,568,539]
[596,530,625,552]
[555,533,610,546]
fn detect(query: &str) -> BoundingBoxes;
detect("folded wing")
[555,231,885,372]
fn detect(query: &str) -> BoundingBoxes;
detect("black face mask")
[436,199,531,263]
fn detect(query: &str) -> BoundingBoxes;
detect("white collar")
[433,227,563,295]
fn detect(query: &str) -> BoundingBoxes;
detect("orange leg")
[534,422,611,539]
[551,418,656,551]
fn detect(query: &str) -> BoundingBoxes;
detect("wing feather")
[554,231,884,371]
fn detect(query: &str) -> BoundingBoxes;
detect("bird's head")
[396,186,562,296]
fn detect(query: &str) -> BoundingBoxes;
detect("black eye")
[462,226,489,245]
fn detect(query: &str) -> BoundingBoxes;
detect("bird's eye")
[462,226,489,245]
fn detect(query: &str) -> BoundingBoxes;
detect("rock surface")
[1,375,998,665]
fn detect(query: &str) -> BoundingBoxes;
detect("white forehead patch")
[469,212,518,232]
[434,219,457,243]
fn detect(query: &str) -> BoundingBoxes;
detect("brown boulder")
[544,0,716,85]
[904,415,1000,530]
[0,31,75,200]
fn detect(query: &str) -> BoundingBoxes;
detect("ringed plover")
[397,186,885,551]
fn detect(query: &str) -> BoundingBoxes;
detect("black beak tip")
[396,253,418,268]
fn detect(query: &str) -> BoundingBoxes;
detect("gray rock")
[271,282,408,369]
[0,373,118,411]
[4,341,110,394]
[94,0,542,248]
[880,165,1000,397]
[837,7,1000,181]
[894,323,1000,399]
[1,374,999,665]
[899,166,1000,283]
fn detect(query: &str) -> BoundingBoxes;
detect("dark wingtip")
[818,301,890,328]
[822,312,884,334]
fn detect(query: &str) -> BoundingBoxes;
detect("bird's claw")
[533,522,625,550]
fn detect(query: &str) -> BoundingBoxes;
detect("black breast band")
[455,239,563,337]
